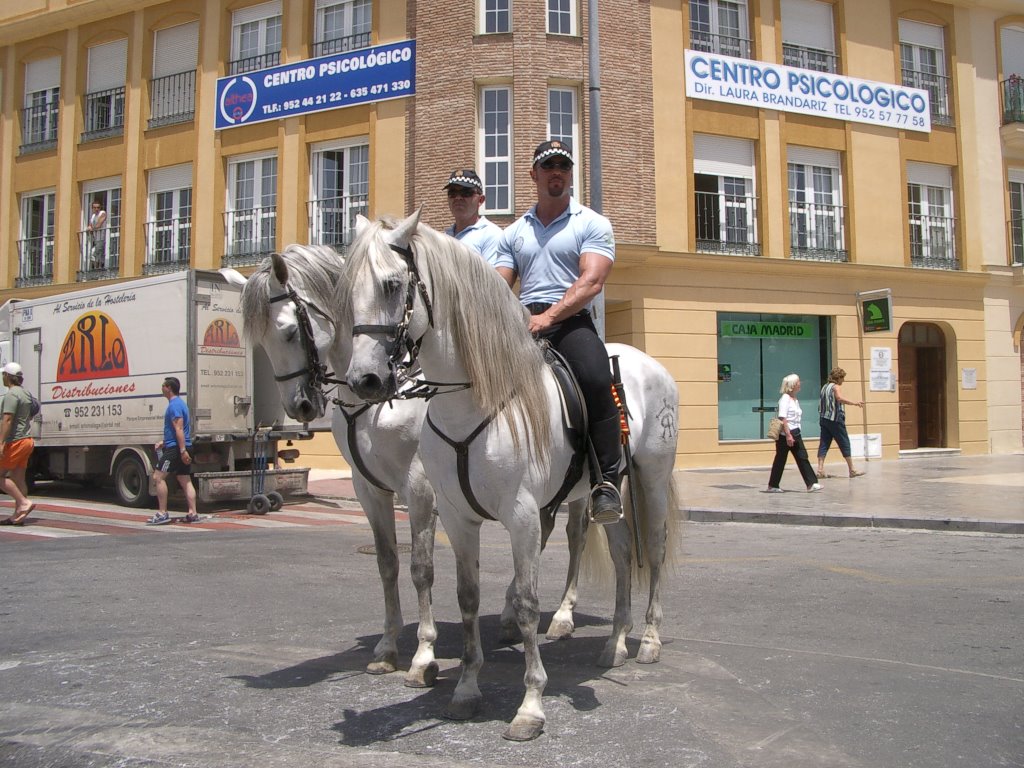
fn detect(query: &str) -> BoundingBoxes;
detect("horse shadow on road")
[228,610,646,747]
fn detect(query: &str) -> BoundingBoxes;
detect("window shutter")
[787,146,839,168]
[907,161,951,188]
[693,134,755,178]
[153,21,199,78]
[1000,26,1024,78]
[87,40,127,93]
[781,0,834,53]
[898,19,944,50]
[83,176,121,195]
[25,56,60,94]
[1007,168,1024,185]
[233,0,282,26]
[149,163,193,193]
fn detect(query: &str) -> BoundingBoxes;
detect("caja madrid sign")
[215,39,416,130]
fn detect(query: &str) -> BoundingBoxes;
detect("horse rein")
[267,284,333,391]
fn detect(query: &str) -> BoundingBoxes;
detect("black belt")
[525,302,589,318]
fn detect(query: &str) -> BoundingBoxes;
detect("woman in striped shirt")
[816,367,865,479]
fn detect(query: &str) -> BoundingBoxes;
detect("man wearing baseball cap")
[492,140,623,524]
[443,169,502,262]
[0,362,36,525]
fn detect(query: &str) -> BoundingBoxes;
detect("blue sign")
[215,40,416,130]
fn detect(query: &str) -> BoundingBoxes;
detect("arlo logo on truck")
[57,311,130,381]
[199,318,244,356]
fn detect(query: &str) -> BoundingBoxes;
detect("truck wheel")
[267,491,284,512]
[247,494,270,515]
[114,454,154,508]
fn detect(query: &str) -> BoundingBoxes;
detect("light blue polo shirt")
[446,216,503,263]
[493,198,615,306]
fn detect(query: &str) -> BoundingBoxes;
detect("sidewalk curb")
[684,507,1024,535]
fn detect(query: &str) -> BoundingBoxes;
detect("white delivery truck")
[0,269,310,508]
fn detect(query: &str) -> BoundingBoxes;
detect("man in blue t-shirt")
[443,168,502,262]
[492,140,622,524]
[148,376,198,525]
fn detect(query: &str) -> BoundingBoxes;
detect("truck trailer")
[0,269,310,508]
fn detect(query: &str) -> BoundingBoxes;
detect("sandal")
[850,470,865,478]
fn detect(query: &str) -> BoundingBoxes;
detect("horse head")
[235,245,344,422]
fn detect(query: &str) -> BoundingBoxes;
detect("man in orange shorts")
[0,362,36,525]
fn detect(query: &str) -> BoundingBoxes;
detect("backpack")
[27,391,40,419]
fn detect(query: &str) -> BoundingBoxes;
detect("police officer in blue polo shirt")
[443,169,503,262]
[492,140,622,524]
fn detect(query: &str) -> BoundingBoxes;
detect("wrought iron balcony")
[78,228,120,282]
[782,44,837,74]
[1001,75,1024,125]
[82,87,125,142]
[308,195,369,249]
[222,207,277,267]
[144,217,191,274]
[909,214,958,269]
[228,51,281,75]
[689,30,751,59]
[148,70,195,129]
[19,102,59,154]
[312,32,372,58]
[695,191,761,256]
[788,201,848,262]
[15,237,54,287]
[901,68,953,127]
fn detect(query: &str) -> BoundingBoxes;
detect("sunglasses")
[447,187,478,198]
[539,159,573,171]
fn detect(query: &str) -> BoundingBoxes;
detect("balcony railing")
[788,201,848,262]
[144,217,191,274]
[19,102,59,154]
[312,31,372,58]
[689,30,751,59]
[82,87,125,142]
[228,51,281,75]
[15,236,54,287]
[1010,215,1023,266]
[695,191,760,256]
[308,195,369,249]
[223,207,277,267]
[1000,75,1024,125]
[909,214,958,269]
[901,68,953,126]
[78,228,120,282]
[782,43,837,74]
[148,70,195,129]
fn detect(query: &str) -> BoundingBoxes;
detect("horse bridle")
[350,242,437,394]
[267,283,334,391]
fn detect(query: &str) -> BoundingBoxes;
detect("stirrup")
[588,481,623,525]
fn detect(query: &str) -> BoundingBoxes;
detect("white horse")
[340,212,680,741]
[226,245,440,688]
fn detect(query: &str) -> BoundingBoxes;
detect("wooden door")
[898,346,918,449]
[918,347,945,447]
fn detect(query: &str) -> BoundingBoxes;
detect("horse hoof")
[636,645,661,665]
[404,661,439,688]
[597,649,627,668]
[366,658,398,676]
[503,715,545,742]
[443,696,481,721]
[545,618,575,641]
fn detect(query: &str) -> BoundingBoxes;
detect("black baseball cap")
[533,140,574,166]
[443,169,484,192]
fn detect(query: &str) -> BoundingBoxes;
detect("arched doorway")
[898,323,947,449]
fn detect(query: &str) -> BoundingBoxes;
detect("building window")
[482,0,511,34]
[314,0,372,57]
[17,191,56,287]
[788,147,846,262]
[480,86,512,214]
[83,40,126,142]
[899,19,952,127]
[780,0,836,73]
[717,311,830,441]
[694,134,759,255]
[225,155,278,266]
[150,22,198,129]
[689,0,750,59]
[1009,170,1024,266]
[548,87,579,194]
[548,0,575,35]
[230,1,282,74]
[146,164,193,273]
[79,182,121,281]
[309,140,369,248]
[907,162,956,270]
[21,57,60,154]
[999,25,1024,125]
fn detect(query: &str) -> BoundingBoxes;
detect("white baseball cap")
[2,362,23,377]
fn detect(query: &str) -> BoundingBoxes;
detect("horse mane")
[344,218,551,459]
[239,243,345,340]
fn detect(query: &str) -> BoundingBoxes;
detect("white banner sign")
[685,50,931,133]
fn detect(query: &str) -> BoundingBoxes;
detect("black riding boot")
[589,413,624,525]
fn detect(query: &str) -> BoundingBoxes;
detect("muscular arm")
[528,252,612,335]
[172,416,192,464]
[495,266,517,289]
[0,412,12,453]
